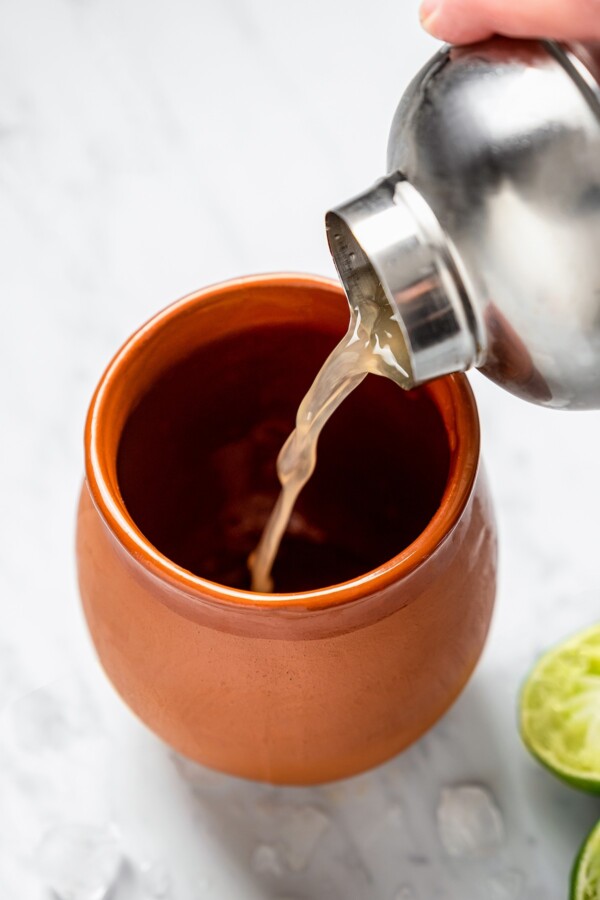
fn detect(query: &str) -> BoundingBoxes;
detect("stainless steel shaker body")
[326,40,600,409]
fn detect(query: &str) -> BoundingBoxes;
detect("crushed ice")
[35,824,175,900]
[139,859,171,897]
[487,869,524,898]
[395,886,416,900]
[35,824,122,900]
[436,784,504,858]
[251,843,283,876]
[277,805,330,871]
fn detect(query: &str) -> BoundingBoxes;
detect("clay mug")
[76,274,497,785]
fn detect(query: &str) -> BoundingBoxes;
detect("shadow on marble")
[166,672,542,900]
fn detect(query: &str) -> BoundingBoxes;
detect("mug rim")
[85,272,480,612]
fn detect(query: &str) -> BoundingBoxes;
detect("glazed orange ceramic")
[76,274,497,785]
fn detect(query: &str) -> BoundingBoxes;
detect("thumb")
[420,0,600,44]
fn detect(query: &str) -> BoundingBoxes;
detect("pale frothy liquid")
[250,297,410,593]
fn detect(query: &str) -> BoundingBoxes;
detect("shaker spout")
[326,173,483,390]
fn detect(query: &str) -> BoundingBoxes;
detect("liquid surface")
[117,321,448,594]
[250,298,411,592]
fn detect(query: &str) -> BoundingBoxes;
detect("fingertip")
[421,0,600,44]
[421,12,445,40]
[419,0,444,38]
[420,3,493,44]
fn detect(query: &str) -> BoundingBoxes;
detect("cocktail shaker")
[326,39,600,409]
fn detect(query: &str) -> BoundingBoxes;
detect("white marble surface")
[2,1,600,898]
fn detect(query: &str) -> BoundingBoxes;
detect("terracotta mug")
[76,273,497,785]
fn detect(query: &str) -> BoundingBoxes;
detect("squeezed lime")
[572,819,600,900]
[520,623,600,792]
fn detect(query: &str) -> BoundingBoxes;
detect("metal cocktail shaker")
[326,39,600,409]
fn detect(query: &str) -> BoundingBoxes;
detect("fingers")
[420,0,600,44]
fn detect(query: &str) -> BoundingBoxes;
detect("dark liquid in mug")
[117,324,450,593]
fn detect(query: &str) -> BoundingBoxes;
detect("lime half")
[520,623,600,792]
[572,819,600,900]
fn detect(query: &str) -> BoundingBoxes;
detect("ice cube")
[395,886,416,900]
[139,860,171,897]
[35,824,122,900]
[386,805,405,828]
[278,806,329,871]
[436,785,504,858]
[251,844,283,876]
[11,680,96,753]
[487,869,524,898]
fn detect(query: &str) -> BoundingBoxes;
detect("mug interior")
[116,318,449,593]
[87,275,478,603]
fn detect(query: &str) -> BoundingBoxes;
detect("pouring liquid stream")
[249,295,411,593]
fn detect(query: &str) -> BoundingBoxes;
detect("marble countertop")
[2,1,600,898]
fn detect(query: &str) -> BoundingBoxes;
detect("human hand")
[420,0,600,44]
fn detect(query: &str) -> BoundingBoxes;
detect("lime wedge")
[520,623,600,792]
[572,819,600,900]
